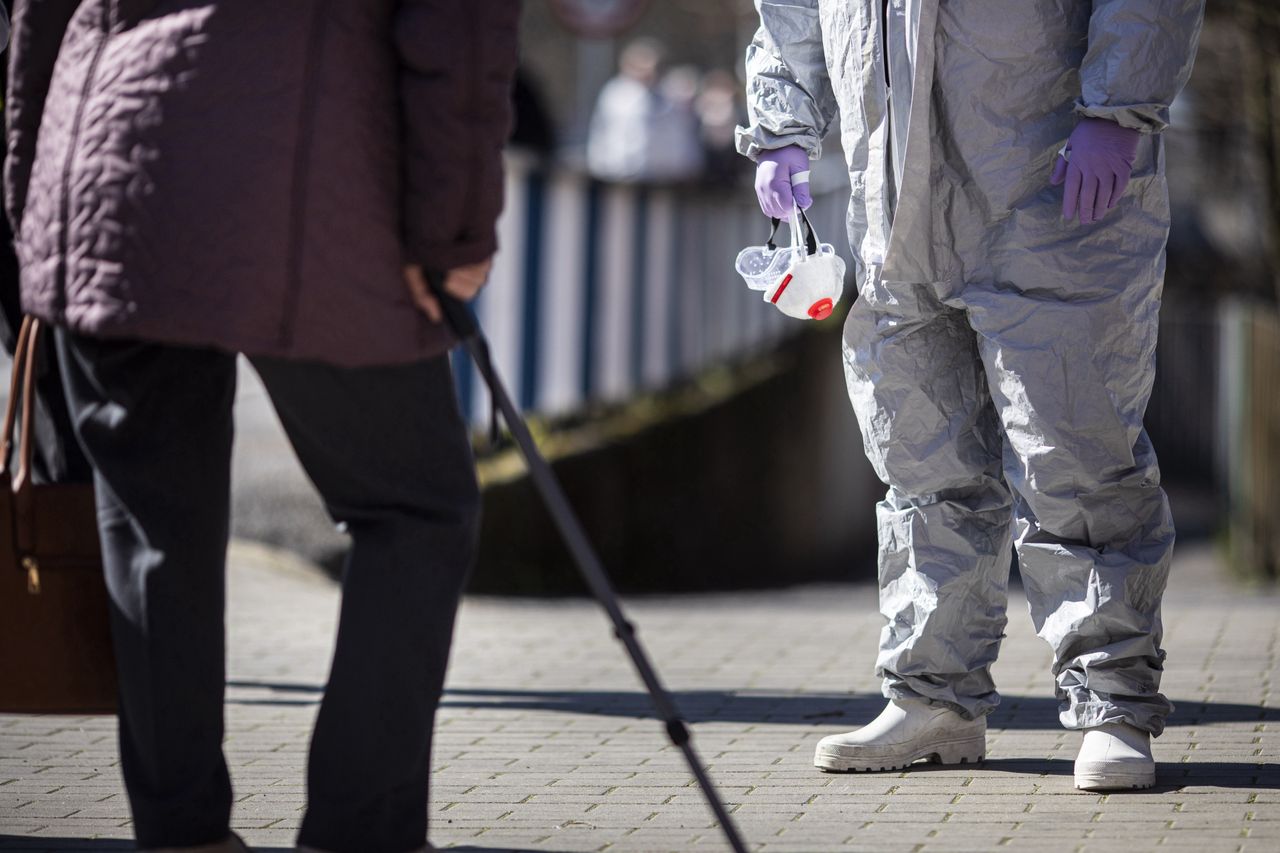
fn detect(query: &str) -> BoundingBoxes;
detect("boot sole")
[814,733,986,773]
[1074,770,1155,791]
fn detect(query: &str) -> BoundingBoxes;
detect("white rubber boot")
[814,697,986,772]
[1074,722,1155,791]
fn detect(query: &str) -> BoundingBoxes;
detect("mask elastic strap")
[766,210,819,255]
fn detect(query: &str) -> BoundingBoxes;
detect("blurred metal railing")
[456,154,849,423]
[1219,299,1280,581]
[1147,296,1280,578]
[1146,296,1221,485]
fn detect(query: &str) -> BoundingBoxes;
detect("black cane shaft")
[465,335,748,851]
[428,277,748,853]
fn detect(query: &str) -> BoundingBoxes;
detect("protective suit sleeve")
[735,0,838,162]
[1076,0,1205,133]
[394,0,519,273]
[4,0,82,231]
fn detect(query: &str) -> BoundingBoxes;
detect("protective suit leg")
[843,275,1014,720]
[965,180,1176,737]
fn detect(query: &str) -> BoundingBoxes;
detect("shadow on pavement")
[900,757,1280,790]
[0,844,288,853]
[0,843,140,852]
[223,682,1280,789]
[227,680,1280,729]
[0,842,525,853]
[1152,762,1280,791]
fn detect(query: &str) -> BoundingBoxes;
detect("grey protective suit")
[737,0,1204,735]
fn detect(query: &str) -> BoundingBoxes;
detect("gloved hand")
[1050,117,1141,226]
[755,145,812,219]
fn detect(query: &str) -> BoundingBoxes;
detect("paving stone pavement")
[1,540,1276,852]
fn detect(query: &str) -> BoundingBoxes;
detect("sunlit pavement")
[1,540,1276,852]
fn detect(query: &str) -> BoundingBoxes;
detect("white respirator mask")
[734,207,846,321]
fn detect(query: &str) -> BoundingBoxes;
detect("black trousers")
[56,332,480,853]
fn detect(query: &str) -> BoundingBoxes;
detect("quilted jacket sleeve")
[1077,0,1205,133]
[393,0,519,273]
[735,0,838,162]
[4,0,81,231]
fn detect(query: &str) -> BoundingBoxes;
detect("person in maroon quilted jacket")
[4,2,520,851]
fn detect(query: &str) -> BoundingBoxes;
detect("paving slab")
[1,540,1276,852]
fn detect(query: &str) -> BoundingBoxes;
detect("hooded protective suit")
[738,0,1204,735]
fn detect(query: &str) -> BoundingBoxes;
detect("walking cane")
[426,272,750,853]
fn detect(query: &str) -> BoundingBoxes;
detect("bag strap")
[1,317,44,583]
[0,315,34,480]
[15,319,42,496]
[765,208,819,256]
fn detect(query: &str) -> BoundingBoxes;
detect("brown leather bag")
[0,317,116,713]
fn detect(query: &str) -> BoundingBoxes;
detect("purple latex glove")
[755,145,813,219]
[1050,117,1141,226]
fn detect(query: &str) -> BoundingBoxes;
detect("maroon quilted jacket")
[5,0,519,366]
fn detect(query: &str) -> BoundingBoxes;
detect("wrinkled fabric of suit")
[737,0,1204,735]
[5,0,518,367]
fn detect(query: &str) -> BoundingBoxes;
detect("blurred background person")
[696,68,748,186]
[648,64,705,182]
[511,68,557,163]
[586,37,666,181]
